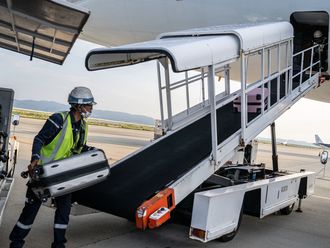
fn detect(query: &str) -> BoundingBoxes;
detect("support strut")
[271,122,279,172]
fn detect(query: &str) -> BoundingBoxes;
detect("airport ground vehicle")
[73,22,319,242]
[0,87,19,226]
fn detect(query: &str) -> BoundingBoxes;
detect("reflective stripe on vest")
[73,121,88,154]
[40,112,87,164]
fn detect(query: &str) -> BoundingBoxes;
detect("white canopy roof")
[86,22,293,72]
[159,22,293,52]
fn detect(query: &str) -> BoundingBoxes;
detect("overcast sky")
[1,39,330,143]
[0,39,160,118]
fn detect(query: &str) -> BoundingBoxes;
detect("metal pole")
[6,0,20,51]
[296,169,305,213]
[285,42,288,96]
[296,198,303,213]
[240,54,247,144]
[225,65,230,96]
[261,48,265,114]
[208,65,218,164]
[300,52,304,86]
[277,44,280,102]
[318,45,322,73]
[267,49,271,110]
[310,46,314,78]
[185,71,190,113]
[201,68,206,105]
[30,36,35,61]
[271,122,279,172]
[289,39,293,94]
[164,60,173,129]
[157,61,165,130]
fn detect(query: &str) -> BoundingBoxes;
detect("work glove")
[21,160,39,179]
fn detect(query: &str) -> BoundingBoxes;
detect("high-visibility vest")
[40,111,88,165]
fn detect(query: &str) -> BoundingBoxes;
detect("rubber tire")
[280,203,295,215]
[218,208,243,242]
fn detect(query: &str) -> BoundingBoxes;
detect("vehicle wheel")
[280,203,295,215]
[218,208,243,242]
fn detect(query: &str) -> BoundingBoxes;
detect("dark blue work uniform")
[9,111,88,248]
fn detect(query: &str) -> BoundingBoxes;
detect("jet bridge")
[74,22,320,230]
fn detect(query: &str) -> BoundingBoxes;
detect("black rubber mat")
[73,102,241,220]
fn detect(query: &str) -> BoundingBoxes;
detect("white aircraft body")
[64,0,330,103]
[0,0,329,101]
[66,0,325,46]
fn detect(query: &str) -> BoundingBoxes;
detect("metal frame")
[292,44,321,86]
[156,39,321,204]
[0,0,90,64]
[156,38,306,146]
[156,60,232,133]
[208,65,218,164]
[80,22,320,238]
[155,38,321,172]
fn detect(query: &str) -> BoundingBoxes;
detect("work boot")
[51,242,65,248]
[9,240,25,248]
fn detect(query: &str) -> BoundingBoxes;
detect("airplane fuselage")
[71,0,330,102]
[75,0,328,45]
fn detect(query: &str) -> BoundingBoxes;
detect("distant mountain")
[14,99,155,125]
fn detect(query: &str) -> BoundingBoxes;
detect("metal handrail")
[157,39,320,140]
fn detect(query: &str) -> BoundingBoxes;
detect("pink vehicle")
[233,88,269,113]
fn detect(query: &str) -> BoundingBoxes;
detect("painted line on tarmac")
[258,149,318,159]
[311,194,330,201]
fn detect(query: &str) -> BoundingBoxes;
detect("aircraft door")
[290,11,329,73]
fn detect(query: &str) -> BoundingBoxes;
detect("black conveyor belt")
[74,102,241,220]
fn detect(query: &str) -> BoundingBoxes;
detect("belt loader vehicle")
[73,22,320,242]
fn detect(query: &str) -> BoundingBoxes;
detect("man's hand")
[318,76,326,86]
[21,160,39,179]
[87,146,96,151]
[28,160,39,176]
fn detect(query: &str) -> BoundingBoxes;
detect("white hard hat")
[68,86,96,105]
[313,30,323,39]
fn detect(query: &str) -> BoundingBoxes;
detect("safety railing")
[155,37,320,169]
[292,44,321,89]
[156,60,232,133]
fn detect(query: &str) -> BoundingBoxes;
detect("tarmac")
[0,118,329,248]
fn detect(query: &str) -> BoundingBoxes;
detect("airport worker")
[9,86,96,248]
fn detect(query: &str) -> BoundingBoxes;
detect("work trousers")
[9,186,72,248]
